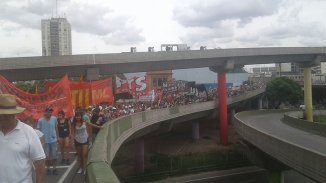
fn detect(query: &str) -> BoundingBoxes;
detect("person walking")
[0,94,45,183]
[90,107,102,144]
[57,110,71,165]
[37,107,59,175]
[71,112,102,174]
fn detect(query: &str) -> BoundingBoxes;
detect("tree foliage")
[15,82,36,93]
[266,77,303,109]
[14,80,47,94]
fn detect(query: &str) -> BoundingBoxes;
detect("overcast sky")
[1,0,325,58]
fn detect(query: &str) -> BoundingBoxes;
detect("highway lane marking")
[58,159,77,183]
[55,165,71,169]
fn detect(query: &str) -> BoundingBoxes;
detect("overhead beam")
[0,47,325,81]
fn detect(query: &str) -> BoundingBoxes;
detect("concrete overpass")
[86,88,265,183]
[2,47,324,130]
[0,47,325,81]
[1,46,325,126]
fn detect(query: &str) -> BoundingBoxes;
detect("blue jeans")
[44,142,58,160]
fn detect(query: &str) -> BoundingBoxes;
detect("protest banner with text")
[0,75,73,122]
[46,77,114,108]
[115,76,150,97]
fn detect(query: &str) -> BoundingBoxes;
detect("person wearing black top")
[57,110,71,165]
[90,107,105,144]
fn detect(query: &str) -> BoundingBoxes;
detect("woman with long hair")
[57,110,71,165]
[71,112,102,174]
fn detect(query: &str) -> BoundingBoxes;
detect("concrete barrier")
[234,110,326,183]
[86,88,265,183]
[284,110,326,137]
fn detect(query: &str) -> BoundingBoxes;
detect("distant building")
[41,17,72,56]
[147,70,173,91]
[277,63,326,74]
[160,44,189,51]
[266,63,326,84]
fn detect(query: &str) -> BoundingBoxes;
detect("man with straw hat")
[0,94,45,183]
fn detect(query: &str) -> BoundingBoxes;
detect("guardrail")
[234,110,326,183]
[86,88,265,183]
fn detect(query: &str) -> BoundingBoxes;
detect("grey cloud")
[179,19,236,47]
[66,3,124,36]
[0,0,145,45]
[265,22,325,39]
[102,27,145,45]
[0,0,64,29]
[0,21,22,33]
[24,0,56,16]
[173,0,283,28]
[0,1,41,29]
[66,2,145,45]
[299,37,326,47]
[0,47,40,58]
[180,26,233,45]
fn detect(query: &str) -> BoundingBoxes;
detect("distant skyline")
[0,0,325,59]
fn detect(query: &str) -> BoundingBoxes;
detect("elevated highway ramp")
[234,110,326,183]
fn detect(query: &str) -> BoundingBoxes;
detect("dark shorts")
[74,139,89,146]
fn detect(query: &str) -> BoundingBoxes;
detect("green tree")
[15,81,36,93]
[266,77,303,109]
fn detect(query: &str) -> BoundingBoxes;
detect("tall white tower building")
[41,17,72,56]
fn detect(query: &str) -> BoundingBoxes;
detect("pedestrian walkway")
[44,151,80,183]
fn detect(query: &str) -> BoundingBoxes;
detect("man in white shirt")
[0,94,45,183]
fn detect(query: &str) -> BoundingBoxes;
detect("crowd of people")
[227,81,265,97]
[0,81,263,182]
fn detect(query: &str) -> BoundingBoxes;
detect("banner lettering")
[0,75,73,123]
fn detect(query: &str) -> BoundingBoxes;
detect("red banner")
[46,78,114,108]
[115,76,150,97]
[0,75,73,122]
[90,78,114,105]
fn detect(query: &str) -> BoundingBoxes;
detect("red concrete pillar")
[218,72,228,145]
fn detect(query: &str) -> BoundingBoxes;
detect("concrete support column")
[258,97,263,110]
[303,67,313,122]
[135,139,144,173]
[265,96,269,109]
[192,121,200,140]
[229,108,236,124]
[218,72,228,145]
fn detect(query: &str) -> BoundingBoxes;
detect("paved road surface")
[239,112,326,155]
[151,166,268,183]
[44,151,86,183]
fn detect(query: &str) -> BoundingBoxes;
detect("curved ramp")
[234,110,326,183]
[86,88,265,183]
